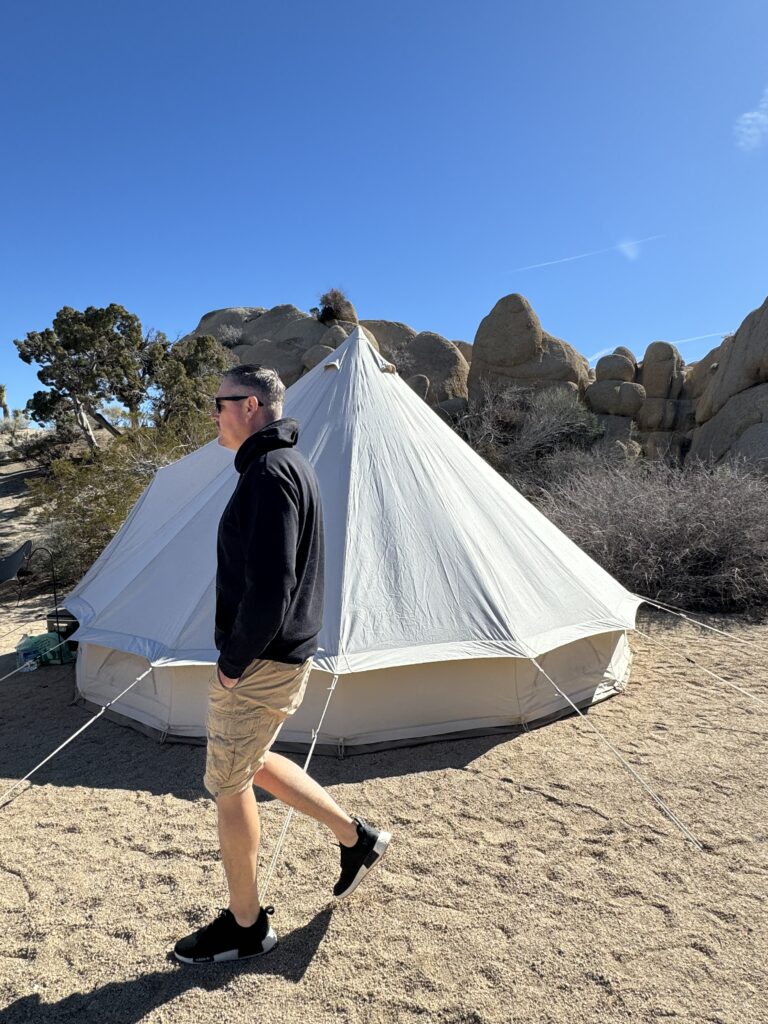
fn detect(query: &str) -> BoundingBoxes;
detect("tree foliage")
[26,409,218,584]
[149,333,235,425]
[12,303,235,576]
[15,305,145,445]
[14,305,234,446]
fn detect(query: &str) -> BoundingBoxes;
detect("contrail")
[669,332,727,346]
[587,332,727,365]
[510,235,666,273]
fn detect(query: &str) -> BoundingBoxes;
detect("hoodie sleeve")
[217,464,299,678]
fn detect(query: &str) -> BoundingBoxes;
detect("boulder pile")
[688,297,768,466]
[185,290,768,469]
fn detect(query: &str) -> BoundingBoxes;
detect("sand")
[1,449,767,1023]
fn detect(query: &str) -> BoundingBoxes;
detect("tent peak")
[320,325,395,375]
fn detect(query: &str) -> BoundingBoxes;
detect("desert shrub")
[315,288,358,325]
[26,412,216,585]
[8,424,83,470]
[455,383,602,495]
[537,457,768,612]
[0,408,28,427]
[0,410,30,440]
[537,438,642,490]
[218,324,244,347]
[453,382,524,472]
[508,387,602,477]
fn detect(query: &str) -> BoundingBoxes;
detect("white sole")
[174,927,278,964]
[335,830,392,900]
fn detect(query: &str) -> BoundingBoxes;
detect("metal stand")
[21,546,63,658]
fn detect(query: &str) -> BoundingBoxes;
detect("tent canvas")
[67,329,640,751]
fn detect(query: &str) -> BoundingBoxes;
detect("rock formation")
[585,347,644,452]
[467,294,589,401]
[183,290,768,470]
[406,374,430,400]
[586,380,646,417]
[185,305,377,387]
[400,332,469,404]
[694,298,768,423]
[360,320,417,364]
[687,296,768,466]
[586,348,644,411]
[454,341,473,364]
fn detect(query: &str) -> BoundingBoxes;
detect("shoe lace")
[206,908,233,933]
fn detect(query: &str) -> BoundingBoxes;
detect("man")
[174,364,390,965]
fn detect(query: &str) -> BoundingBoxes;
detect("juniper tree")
[14,304,146,446]
[14,306,233,444]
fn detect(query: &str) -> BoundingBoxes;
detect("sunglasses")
[214,395,257,413]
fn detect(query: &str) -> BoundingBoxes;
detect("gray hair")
[223,364,285,412]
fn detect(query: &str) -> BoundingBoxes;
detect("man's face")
[212,380,260,451]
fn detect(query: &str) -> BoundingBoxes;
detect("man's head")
[213,364,286,451]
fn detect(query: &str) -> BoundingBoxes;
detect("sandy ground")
[1,449,767,1023]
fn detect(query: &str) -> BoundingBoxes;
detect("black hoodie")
[215,418,325,677]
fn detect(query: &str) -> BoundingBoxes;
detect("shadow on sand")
[1,905,334,1022]
[0,653,526,805]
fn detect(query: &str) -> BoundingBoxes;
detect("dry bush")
[315,288,358,325]
[509,386,602,477]
[218,324,244,348]
[8,426,84,470]
[455,384,768,612]
[538,457,768,612]
[453,382,523,472]
[455,382,602,493]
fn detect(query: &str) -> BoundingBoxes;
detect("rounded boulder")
[595,354,635,383]
[403,332,469,404]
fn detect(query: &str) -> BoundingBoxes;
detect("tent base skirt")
[74,630,631,753]
[74,683,620,758]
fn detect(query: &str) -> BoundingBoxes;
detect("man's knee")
[252,753,274,787]
[215,785,255,807]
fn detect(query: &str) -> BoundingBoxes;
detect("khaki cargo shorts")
[204,656,312,798]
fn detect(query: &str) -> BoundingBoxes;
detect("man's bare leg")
[253,751,359,847]
[217,788,262,926]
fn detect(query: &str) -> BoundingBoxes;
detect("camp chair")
[2,541,66,647]
[0,540,32,587]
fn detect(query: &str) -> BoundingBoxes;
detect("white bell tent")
[66,328,641,752]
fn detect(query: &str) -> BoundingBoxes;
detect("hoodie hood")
[234,418,300,475]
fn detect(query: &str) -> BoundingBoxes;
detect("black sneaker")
[334,817,391,899]
[173,906,277,964]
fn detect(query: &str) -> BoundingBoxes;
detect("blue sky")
[1,0,767,411]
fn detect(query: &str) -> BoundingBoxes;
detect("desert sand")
[1,450,766,1024]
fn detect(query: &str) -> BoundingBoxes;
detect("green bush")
[26,413,217,585]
